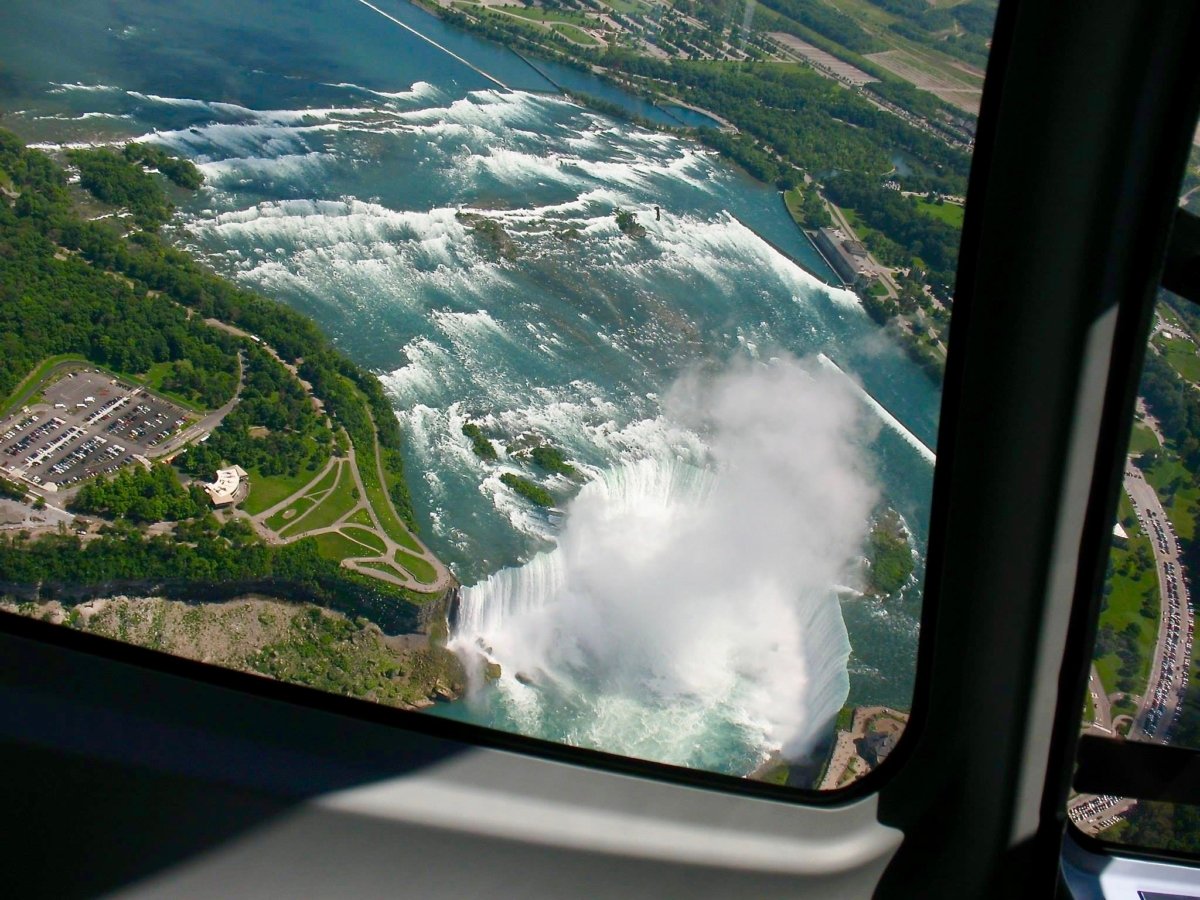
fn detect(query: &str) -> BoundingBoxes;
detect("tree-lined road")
[1123,465,1194,742]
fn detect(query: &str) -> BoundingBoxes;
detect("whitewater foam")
[451,357,879,768]
[323,80,442,104]
[48,82,120,94]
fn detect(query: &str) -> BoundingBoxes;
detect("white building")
[204,465,248,507]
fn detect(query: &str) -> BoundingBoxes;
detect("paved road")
[238,439,453,592]
[155,351,244,460]
[1086,665,1113,735]
[1123,464,1194,743]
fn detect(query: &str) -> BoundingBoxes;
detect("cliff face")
[0,574,459,637]
[2,594,466,708]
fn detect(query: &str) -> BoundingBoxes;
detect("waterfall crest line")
[351,0,509,89]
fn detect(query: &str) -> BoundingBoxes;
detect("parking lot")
[0,369,193,492]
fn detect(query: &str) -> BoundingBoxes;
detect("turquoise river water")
[0,0,938,776]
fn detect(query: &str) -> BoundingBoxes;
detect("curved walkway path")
[237,433,452,594]
[205,317,453,593]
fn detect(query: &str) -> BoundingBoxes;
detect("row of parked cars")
[3,416,60,456]
[1132,503,1194,742]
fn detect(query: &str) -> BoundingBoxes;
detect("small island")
[501,472,555,507]
[456,210,518,259]
[462,421,498,460]
[864,508,916,597]
[615,207,647,238]
[529,444,577,478]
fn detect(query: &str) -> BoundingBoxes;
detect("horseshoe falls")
[0,0,937,775]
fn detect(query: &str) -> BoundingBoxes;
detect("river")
[0,0,936,776]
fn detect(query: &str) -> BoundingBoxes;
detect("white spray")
[451,356,881,768]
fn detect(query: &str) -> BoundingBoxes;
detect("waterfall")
[817,353,936,465]
[449,358,878,771]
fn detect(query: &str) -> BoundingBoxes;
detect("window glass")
[1093,798,1200,855]
[0,0,997,787]
[1076,142,1200,845]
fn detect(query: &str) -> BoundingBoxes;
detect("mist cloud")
[453,354,881,767]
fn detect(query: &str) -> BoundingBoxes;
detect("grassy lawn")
[1160,303,1189,333]
[346,507,375,527]
[0,354,88,416]
[554,23,600,45]
[839,207,879,244]
[1156,336,1200,384]
[359,560,408,580]
[313,531,373,563]
[1094,526,1159,696]
[395,549,438,584]
[783,188,806,228]
[1128,421,1160,455]
[342,526,386,555]
[600,0,649,14]
[265,496,316,532]
[287,462,358,533]
[1143,455,1200,542]
[358,443,423,553]
[914,198,965,229]
[1116,491,1137,530]
[244,461,327,516]
[1094,654,1122,698]
[499,4,591,25]
[137,361,208,414]
[1083,690,1094,724]
[302,463,340,498]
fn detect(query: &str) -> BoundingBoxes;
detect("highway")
[1123,464,1194,743]
[1070,458,1194,835]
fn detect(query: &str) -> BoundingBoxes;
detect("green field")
[359,560,408,580]
[242,462,309,515]
[242,461,325,516]
[914,198,965,228]
[286,462,358,533]
[346,507,375,527]
[1156,335,1200,384]
[342,525,387,555]
[1143,455,1200,542]
[1159,303,1189,334]
[820,0,897,29]
[600,0,649,14]
[1094,514,1159,697]
[499,4,591,25]
[265,495,317,532]
[840,207,880,244]
[0,355,88,416]
[783,188,805,226]
[313,531,373,563]
[395,549,438,584]
[554,23,600,46]
[262,463,339,526]
[358,440,423,553]
[138,361,209,414]
[1128,422,1160,455]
